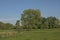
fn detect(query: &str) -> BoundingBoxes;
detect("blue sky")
[0,0,60,24]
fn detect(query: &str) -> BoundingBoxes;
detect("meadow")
[0,29,60,40]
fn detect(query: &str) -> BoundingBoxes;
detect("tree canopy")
[0,9,60,30]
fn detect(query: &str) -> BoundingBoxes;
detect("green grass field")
[0,29,60,40]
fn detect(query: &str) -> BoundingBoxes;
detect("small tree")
[15,20,20,31]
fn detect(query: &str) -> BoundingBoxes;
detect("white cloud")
[0,18,19,24]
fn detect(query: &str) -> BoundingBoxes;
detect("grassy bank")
[0,29,60,40]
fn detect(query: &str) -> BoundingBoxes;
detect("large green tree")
[21,9,41,29]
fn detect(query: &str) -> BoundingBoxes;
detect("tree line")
[0,9,60,30]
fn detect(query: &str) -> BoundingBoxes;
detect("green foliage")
[0,22,5,29]
[5,23,14,29]
[21,9,60,30]
[46,16,60,29]
[14,20,21,32]
[40,17,48,29]
[15,20,20,29]
[21,9,41,30]
[0,9,60,30]
[0,22,14,30]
